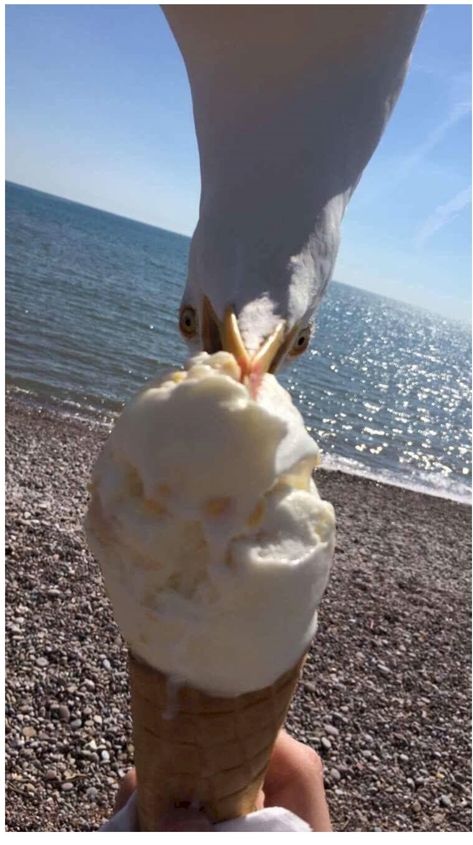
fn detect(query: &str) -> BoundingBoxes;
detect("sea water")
[6,181,471,503]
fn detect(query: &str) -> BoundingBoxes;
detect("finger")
[113,768,137,814]
[264,731,332,832]
[255,787,265,811]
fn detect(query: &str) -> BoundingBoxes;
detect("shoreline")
[5,397,472,832]
[6,386,471,506]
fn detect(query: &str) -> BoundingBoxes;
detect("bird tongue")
[242,366,264,400]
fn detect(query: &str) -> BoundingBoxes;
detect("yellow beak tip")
[210,306,287,376]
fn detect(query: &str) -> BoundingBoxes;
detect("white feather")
[168,6,425,351]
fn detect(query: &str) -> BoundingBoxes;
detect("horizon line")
[6,179,471,327]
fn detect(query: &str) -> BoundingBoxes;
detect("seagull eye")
[179,306,198,338]
[289,326,311,357]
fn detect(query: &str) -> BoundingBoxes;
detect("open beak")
[202,297,287,376]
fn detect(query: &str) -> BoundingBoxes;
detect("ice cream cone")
[85,355,335,828]
[128,650,305,829]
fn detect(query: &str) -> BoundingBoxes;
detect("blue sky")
[6,4,472,321]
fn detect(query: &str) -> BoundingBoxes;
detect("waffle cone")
[128,651,305,829]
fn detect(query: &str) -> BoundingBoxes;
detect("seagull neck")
[166,5,424,224]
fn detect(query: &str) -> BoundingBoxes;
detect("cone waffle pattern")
[129,651,304,829]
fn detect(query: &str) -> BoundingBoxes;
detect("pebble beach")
[5,396,472,832]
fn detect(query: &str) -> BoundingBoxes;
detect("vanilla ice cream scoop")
[85,352,335,695]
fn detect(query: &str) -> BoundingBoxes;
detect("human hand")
[260,729,332,831]
[111,773,213,831]
[110,729,331,831]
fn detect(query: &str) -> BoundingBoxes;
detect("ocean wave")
[7,383,470,506]
[321,452,471,505]
[6,383,117,430]
[7,183,471,508]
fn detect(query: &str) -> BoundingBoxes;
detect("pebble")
[320,737,332,751]
[439,795,452,809]
[22,726,37,739]
[331,711,348,725]
[36,657,49,668]
[58,705,71,723]
[5,400,472,833]
[324,723,339,737]
[61,782,74,792]
[70,719,82,730]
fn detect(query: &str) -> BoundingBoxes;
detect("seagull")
[163,5,425,375]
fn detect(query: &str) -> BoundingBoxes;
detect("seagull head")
[177,195,345,376]
[178,296,301,378]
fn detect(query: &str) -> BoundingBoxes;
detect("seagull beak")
[221,307,286,376]
[201,297,287,375]
[221,308,251,372]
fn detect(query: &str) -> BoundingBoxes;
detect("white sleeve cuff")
[215,807,312,832]
[99,792,312,832]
